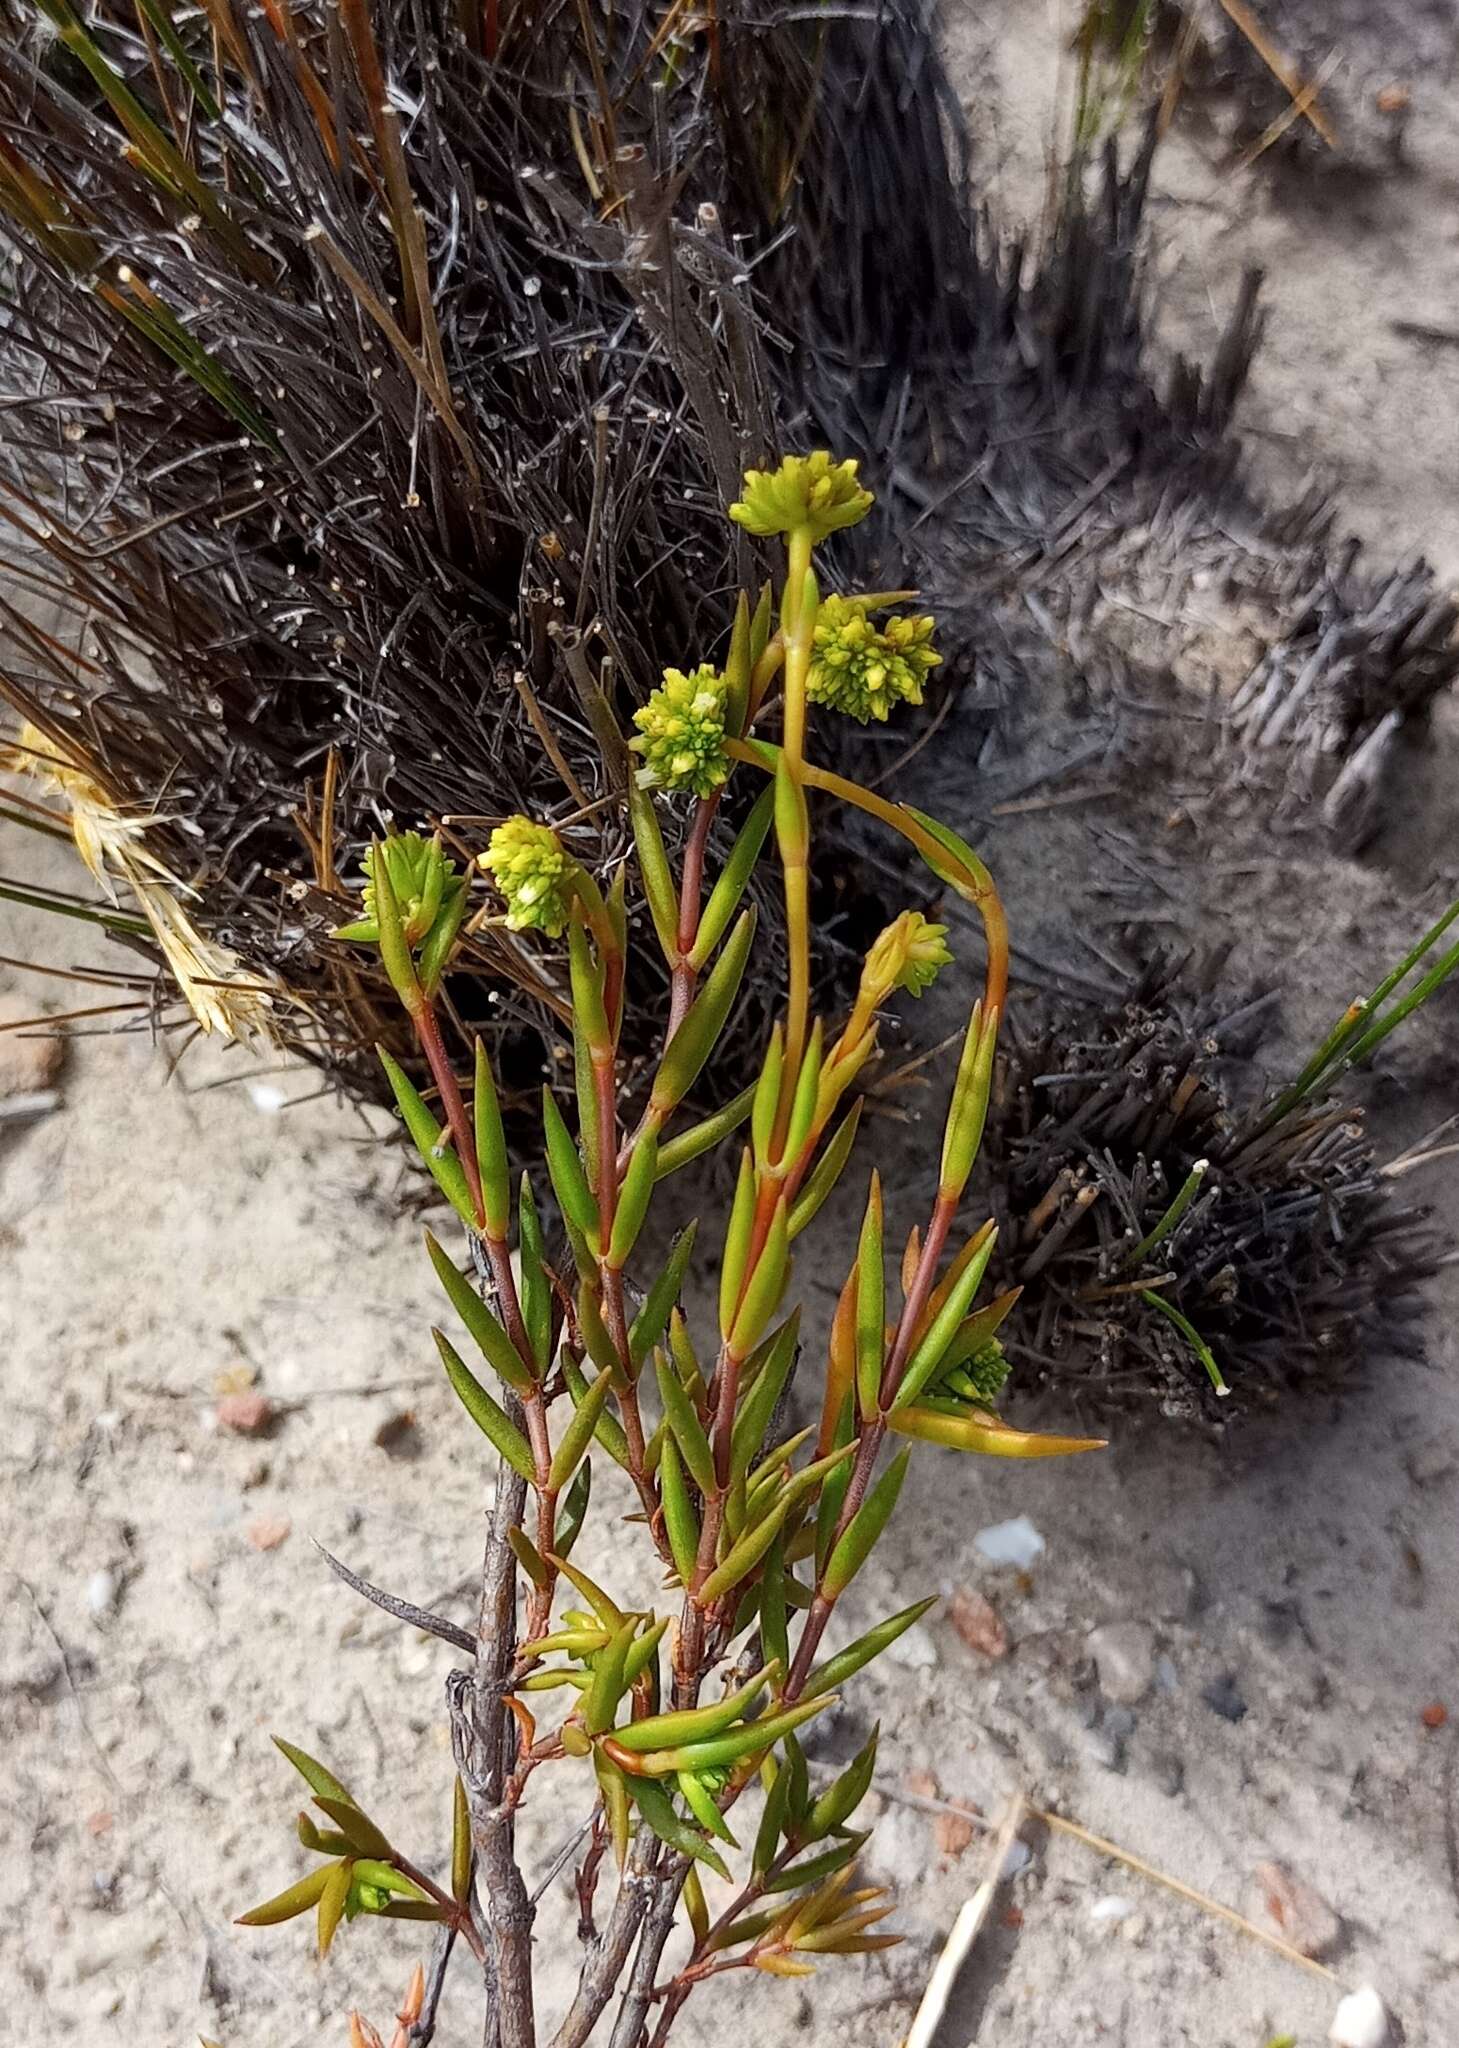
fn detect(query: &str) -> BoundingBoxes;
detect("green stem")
[1141,1290,1229,1398]
[1122,1158,1209,1269]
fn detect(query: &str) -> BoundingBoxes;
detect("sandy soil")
[5,8,1459,2047]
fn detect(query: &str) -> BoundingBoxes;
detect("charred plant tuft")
[982,912,1457,1421]
[236,459,1100,2044]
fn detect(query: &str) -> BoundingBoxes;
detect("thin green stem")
[1141,1290,1229,1398]
[1122,1158,1209,1269]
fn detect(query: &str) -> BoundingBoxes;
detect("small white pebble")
[1089,1895,1136,1923]
[974,1516,1045,1568]
[1329,1985,1389,2048]
[247,1081,288,1114]
[86,1570,118,1617]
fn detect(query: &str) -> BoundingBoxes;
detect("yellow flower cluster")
[729,452,873,542]
[807,597,941,724]
[630,665,730,799]
[479,817,577,937]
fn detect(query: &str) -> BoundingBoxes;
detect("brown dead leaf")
[948,1587,1009,1660]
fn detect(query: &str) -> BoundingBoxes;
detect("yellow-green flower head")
[860,910,953,1006]
[729,452,873,542]
[807,596,941,723]
[479,817,576,937]
[630,664,730,799]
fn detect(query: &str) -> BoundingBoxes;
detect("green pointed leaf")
[729,1197,791,1359]
[610,1664,778,1753]
[471,1039,511,1238]
[628,779,681,964]
[677,1767,739,1846]
[901,804,996,908]
[800,1596,938,1700]
[629,1223,698,1367]
[349,1859,430,1901]
[236,1863,332,1926]
[624,1615,670,1690]
[551,1554,628,1631]
[316,1857,352,1954]
[297,1813,353,1856]
[854,1175,885,1421]
[653,1085,755,1180]
[783,1019,824,1167]
[784,1731,811,1825]
[426,1232,534,1393]
[417,876,469,997]
[938,1000,999,1203]
[815,1388,856,1574]
[751,1024,785,1168]
[595,1747,632,1869]
[608,1127,658,1268]
[762,1830,870,1894]
[729,1311,801,1487]
[654,1352,716,1496]
[548,1360,613,1491]
[583,1616,638,1736]
[934,1288,1021,1379]
[573,1003,600,1191]
[272,1738,354,1807]
[684,1863,710,1945]
[555,1460,592,1560]
[891,1228,997,1413]
[688,788,774,970]
[452,1776,472,1903]
[633,1696,834,1777]
[822,1450,910,1601]
[752,1756,793,1881]
[507,1526,551,1590]
[887,1405,1105,1458]
[313,1796,392,1860]
[696,1495,792,1607]
[624,1776,730,1882]
[517,1177,554,1372]
[562,1356,631,1469]
[806,1727,878,1840]
[377,1898,449,1922]
[652,908,756,1116]
[759,1532,790,1670]
[718,1148,758,1343]
[722,588,754,738]
[659,1435,701,1584]
[542,1088,600,1248]
[577,1285,626,1386]
[433,1330,537,1481]
[569,919,612,1057]
[378,1049,475,1228]
[368,840,421,1007]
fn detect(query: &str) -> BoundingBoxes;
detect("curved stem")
[725,740,1010,1020]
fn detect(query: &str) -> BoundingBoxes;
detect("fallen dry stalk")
[887,1775,1342,2037]
[1216,0,1338,146]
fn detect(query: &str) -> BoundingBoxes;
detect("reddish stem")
[414,997,486,1228]
[879,1187,958,1405]
[667,793,720,1037]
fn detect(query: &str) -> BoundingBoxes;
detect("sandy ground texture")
[5,9,1459,2048]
